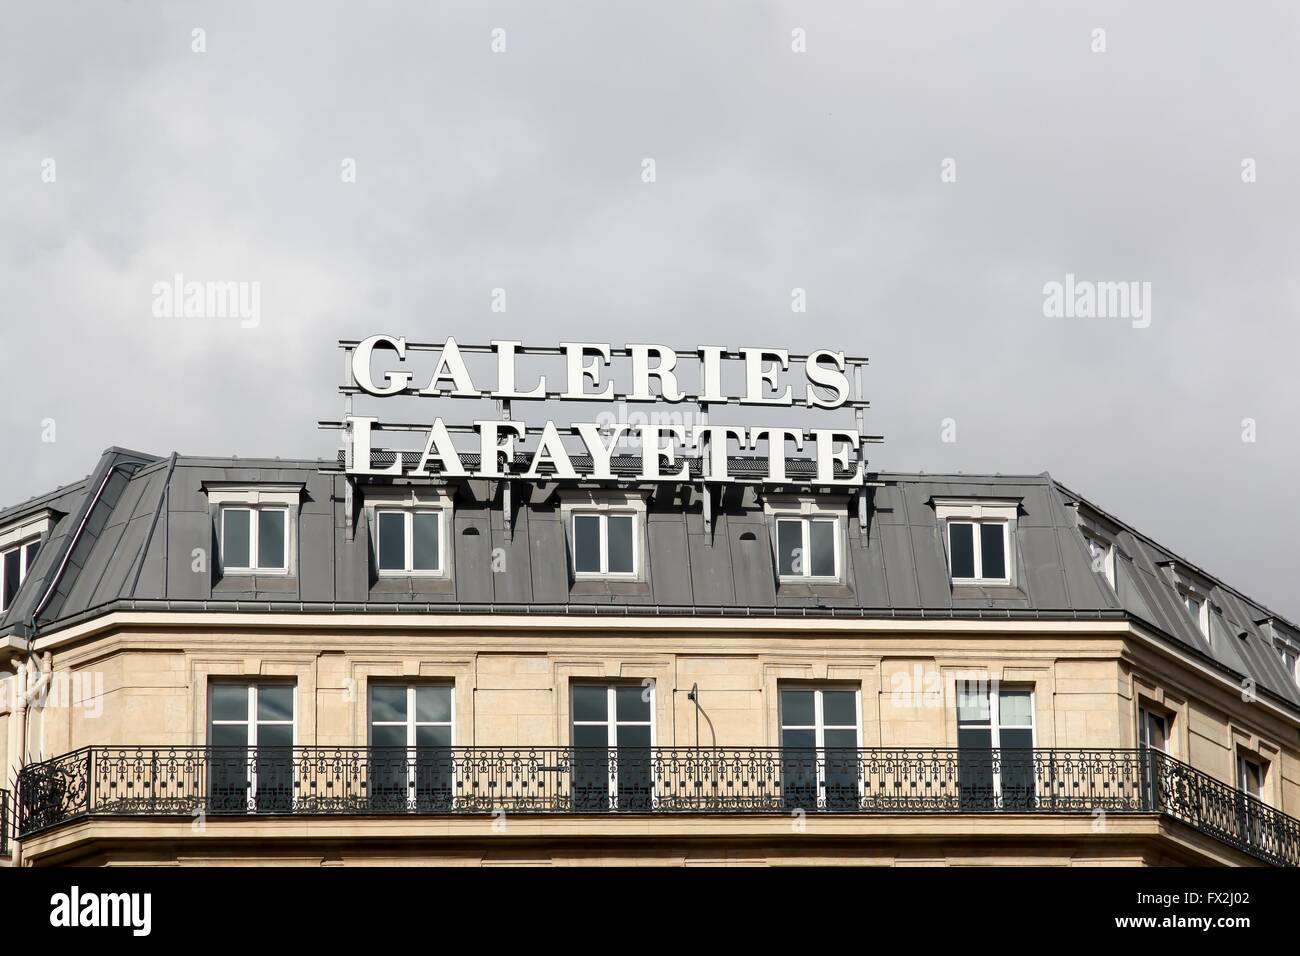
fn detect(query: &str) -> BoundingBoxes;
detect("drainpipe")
[5,651,50,867]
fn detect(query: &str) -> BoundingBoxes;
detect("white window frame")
[778,684,863,807]
[206,484,302,576]
[570,681,656,805]
[1137,705,1170,752]
[374,509,446,576]
[933,498,1018,586]
[570,510,639,579]
[207,681,297,807]
[956,683,1035,800]
[773,515,840,581]
[945,520,1012,585]
[1085,532,1117,589]
[0,537,41,613]
[764,494,850,585]
[1179,588,1210,638]
[368,682,455,805]
[220,505,290,574]
[1237,752,1265,799]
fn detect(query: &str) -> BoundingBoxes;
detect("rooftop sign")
[329,336,874,486]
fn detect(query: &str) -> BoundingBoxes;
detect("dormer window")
[560,490,646,583]
[0,511,52,613]
[364,487,455,580]
[1,538,40,612]
[205,484,303,577]
[775,516,838,580]
[1086,536,1115,588]
[221,506,288,573]
[573,511,637,577]
[933,498,1019,586]
[765,495,848,585]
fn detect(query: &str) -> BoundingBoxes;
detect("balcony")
[1,788,9,857]
[14,746,1300,866]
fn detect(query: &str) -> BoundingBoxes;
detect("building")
[2,442,1299,867]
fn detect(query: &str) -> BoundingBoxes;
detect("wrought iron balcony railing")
[0,788,9,857]
[14,746,1300,866]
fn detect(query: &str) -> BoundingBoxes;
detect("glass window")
[955,682,1035,810]
[779,686,860,811]
[375,510,443,575]
[377,511,406,571]
[258,509,286,570]
[774,516,838,580]
[948,523,975,579]
[222,509,251,570]
[412,512,440,572]
[222,506,288,573]
[571,512,638,577]
[607,515,634,574]
[1238,755,1264,798]
[570,682,653,811]
[368,683,454,811]
[207,682,295,813]
[1087,536,1116,588]
[948,521,1009,583]
[0,538,40,613]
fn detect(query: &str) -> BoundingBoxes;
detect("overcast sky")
[1,2,1297,616]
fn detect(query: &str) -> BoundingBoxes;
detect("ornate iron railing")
[0,788,9,856]
[14,746,1300,865]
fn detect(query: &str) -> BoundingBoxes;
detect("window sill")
[371,576,455,596]
[776,581,855,600]
[951,584,1030,602]
[214,574,297,593]
[570,579,651,596]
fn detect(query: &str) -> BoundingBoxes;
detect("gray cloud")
[1,0,1297,615]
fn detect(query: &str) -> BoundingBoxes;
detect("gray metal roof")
[3,447,1299,714]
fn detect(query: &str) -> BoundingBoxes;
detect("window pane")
[378,512,406,571]
[415,685,452,723]
[257,722,292,747]
[412,512,440,571]
[957,726,993,750]
[949,522,974,579]
[572,724,609,749]
[223,509,251,569]
[571,684,608,722]
[606,515,634,574]
[780,728,816,750]
[615,684,651,723]
[1146,713,1167,751]
[956,683,990,724]
[573,515,601,573]
[615,723,651,749]
[777,519,802,576]
[210,723,248,747]
[210,684,248,722]
[998,690,1032,727]
[23,540,39,571]
[781,689,815,727]
[370,685,407,723]
[415,725,452,748]
[980,522,1006,580]
[809,520,835,577]
[821,690,856,727]
[257,509,286,569]
[824,728,857,750]
[257,684,293,722]
[370,724,405,748]
[2,549,19,608]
